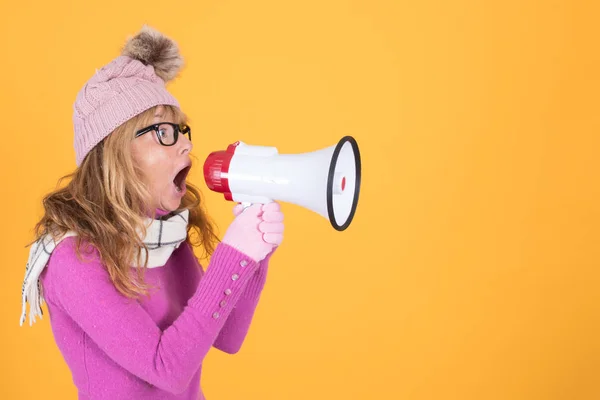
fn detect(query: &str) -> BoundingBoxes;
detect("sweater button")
[220,300,227,307]
[224,288,232,296]
[231,273,239,281]
[240,260,248,267]
[212,312,220,319]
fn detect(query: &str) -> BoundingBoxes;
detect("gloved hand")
[222,202,284,262]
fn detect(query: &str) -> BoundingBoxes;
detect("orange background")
[1,0,599,399]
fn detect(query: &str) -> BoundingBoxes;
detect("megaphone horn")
[203,136,361,231]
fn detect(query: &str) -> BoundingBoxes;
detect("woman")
[19,25,284,399]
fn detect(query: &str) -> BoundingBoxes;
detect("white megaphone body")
[203,136,361,231]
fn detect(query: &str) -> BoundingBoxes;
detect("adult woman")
[20,25,284,399]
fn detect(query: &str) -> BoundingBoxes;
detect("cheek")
[132,145,171,189]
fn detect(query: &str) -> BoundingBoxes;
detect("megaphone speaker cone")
[327,136,361,231]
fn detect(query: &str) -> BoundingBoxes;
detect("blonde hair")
[30,105,219,299]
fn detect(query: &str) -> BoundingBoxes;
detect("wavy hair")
[30,105,219,299]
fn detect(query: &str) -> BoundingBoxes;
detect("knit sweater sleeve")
[212,250,274,354]
[42,238,260,395]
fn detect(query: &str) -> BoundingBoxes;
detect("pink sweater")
[39,233,271,399]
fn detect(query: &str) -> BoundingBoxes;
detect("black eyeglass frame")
[134,122,192,146]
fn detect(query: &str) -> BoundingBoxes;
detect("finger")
[258,221,284,234]
[241,203,263,218]
[233,203,244,216]
[261,202,280,212]
[262,211,284,223]
[263,233,283,245]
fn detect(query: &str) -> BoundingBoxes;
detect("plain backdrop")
[1,1,599,399]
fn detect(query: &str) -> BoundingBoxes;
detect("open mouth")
[173,164,191,193]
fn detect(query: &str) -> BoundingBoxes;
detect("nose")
[178,134,193,155]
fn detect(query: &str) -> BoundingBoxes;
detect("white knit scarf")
[20,210,190,327]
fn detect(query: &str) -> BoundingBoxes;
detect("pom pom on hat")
[121,25,183,83]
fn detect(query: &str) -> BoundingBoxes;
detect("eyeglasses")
[134,122,192,146]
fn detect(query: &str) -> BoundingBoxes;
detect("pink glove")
[222,202,284,262]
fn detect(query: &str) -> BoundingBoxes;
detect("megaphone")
[203,136,361,231]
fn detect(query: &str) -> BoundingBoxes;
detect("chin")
[157,181,187,212]
[158,197,182,212]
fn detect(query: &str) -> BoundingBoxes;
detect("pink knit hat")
[72,26,183,166]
